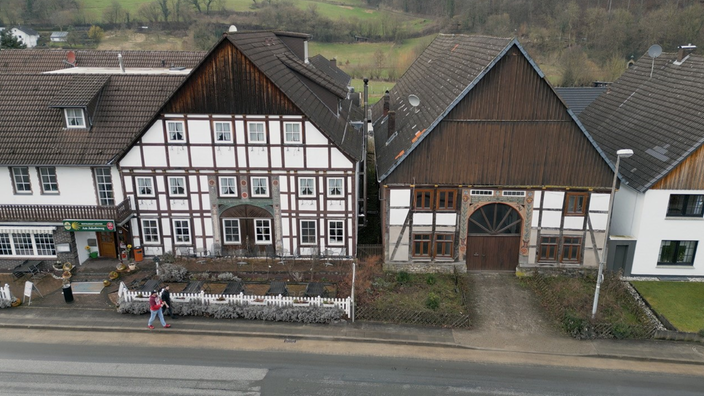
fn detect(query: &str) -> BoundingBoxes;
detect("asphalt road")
[1,337,703,396]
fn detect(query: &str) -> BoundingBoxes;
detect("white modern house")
[10,26,39,48]
[580,45,704,278]
[119,31,364,259]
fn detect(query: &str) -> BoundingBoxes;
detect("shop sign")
[63,220,115,232]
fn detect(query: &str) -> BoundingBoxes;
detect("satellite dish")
[647,44,662,58]
[66,50,76,65]
[408,94,420,107]
[228,25,238,33]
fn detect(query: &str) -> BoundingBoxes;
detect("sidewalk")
[1,299,703,366]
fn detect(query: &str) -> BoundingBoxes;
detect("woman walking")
[148,290,171,329]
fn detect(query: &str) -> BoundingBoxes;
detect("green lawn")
[350,79,395,104]
[631,281,704,333]
[310,35,435,68]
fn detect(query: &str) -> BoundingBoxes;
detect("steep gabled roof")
[14,26,38,36]
[224,32,362,160]
[579,52,704,192]
[0,74,183,166]
[309,54,351,88]
[0,49,205,74]
[554,87,607,116]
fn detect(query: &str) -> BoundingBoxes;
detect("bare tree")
[138,1,162,23]
[157,0,171,21]
[103,0,127,24]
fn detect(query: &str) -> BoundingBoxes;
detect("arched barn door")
[466,203,522,271]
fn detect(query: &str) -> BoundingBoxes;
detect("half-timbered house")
[580,46,704,277]
[119,31,364,259]
[371,34,615,273]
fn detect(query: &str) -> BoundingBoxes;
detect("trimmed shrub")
[158,264,187,282]
[217,272,237,281]
[425,292,440,310]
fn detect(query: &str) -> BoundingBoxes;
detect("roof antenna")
[647,44,662,78]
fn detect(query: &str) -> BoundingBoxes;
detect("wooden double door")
[466,203,522,271]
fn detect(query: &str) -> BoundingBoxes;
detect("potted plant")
[53,261,63,271]
[86,245,98,259]
[292,299,310,306]
[103,279,111,287]
[250,297,267,306]
[62,270,72,280]
[108,271,119,280]
[116,263,127,271]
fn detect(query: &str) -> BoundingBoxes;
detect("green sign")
[63,220,116,232]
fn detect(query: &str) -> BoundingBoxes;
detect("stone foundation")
[383,261,466,274]
[516,264,598,278]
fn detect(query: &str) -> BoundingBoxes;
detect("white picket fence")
[118,282,351,317]
[0,284,12,302]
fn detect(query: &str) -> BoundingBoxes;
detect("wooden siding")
[164,41,302,116]
[385,47,613,188]
[652,144,704,190]
[0,199,131,223]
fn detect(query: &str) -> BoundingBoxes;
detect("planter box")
[211,299,229,305]
[292,302,310,307]
[249,300,267,306]
[89,252,99,259]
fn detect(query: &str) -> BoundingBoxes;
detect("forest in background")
[1,0,703,85]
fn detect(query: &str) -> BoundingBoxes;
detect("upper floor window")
[251,177,269,197]
[11,167,31,193]
[565,192,588,216]
[166,121,185,142]
[168,176,187,197]
[667,194,704,217]
[284,122,301,143]
[248,122,266,143]
[94,168,114,206]
[219,176,238,197]
[299,177,315,198]
[328,178,344,198]
[135,177,154,197]
[414,189,433,210]
[328,220,344,245]
[659,240,697,266]
[214,121,232,143]
[38,167,58,194]
[64,108,85,128]
[436,189,456,210]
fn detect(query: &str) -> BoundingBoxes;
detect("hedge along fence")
[526,273,660,340]
[117,282,351,321]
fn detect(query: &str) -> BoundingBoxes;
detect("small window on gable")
[414,189,433,210]
[565,192,589,216]
[284,122,301,144]
[167,121,185,142]
[65,108,85,128]
[214,121,232,143]
[248,122,266,144]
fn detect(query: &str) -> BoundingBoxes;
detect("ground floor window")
[255,219,272,244]
[0,232,55,256]
[538,235,583,263]
[658,240,697,265]
[172,220,191,244]
[141,219,160,243]
[412,234,431,257]
[328,220,344,245]
[223,219,241,244]
[561,236,583,262]
[538,236,559,261]
[412,234,454,258]
[434,234,454,257]
[300,220,317,245]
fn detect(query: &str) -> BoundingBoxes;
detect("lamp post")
[592,148,634,319]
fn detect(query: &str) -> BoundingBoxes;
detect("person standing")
[148,290,171,329]
[161,285,177,319]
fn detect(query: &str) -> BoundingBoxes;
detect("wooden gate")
[466,203,521,271]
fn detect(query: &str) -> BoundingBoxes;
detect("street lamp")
[592,148,634,319]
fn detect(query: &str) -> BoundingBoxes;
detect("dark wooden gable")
[385,45,613,189]
[652,144,704,190]
[163,39,302,116]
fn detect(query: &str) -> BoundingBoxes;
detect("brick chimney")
[677,44,696,62]
[387,111,396,139]
[330,58,337,68]
[383,90,390,116]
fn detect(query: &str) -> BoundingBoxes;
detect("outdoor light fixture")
[592,148,634,319]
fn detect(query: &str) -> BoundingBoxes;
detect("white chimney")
[118,53,125,73]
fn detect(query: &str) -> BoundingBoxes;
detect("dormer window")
[65,108,85,128]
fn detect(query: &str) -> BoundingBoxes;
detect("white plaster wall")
[269,121,281,145]
[389,189,411,207]
[237,147,247,167]
[331,148,352,168]
[249,147,269,168]
[543,191,564,209]
[191,147,214,167]
[436,213,457,226]
[121,147,142,167]
[563,216,584,230]
[611,184,641,237]
[533,191,542,208]
[307,147,329,168]
[0,166,100,205]
[630,189,704,276]
[142,146,167,167]
[390,208,409,225]
[141,121,165,144]
[76,232,93,264]
[588,212,607,231]
[215,147,236,168]
[270,147,282,168]
[188,120,212,144]
[589,193,610,211]
[413,213,432,225]
[168,146,189,167]
[284,148,305,168]
[540,210,561,228]
[305,122,327,144]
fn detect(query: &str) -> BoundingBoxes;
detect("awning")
[0,226,57,234]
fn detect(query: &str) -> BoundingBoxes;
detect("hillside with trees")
[0,0,702,86]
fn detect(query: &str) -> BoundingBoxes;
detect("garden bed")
[522,272,659,339]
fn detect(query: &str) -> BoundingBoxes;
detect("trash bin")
[63,283,73,303]
[134,247,144,262]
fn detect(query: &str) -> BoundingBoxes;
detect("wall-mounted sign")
[63,220,115,232]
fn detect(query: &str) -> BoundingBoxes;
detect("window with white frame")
[135,177,154,197]
[168,176,187,197]
[300,220,317,245]
[248,122,265,143]
[94,168,114,205]
[254,219,272,244]
[11,167,31,193]
[166,121,185,142]
[251,177,269,197]
[327,178,344,197]
[328,220,344,245]
[141,219,160,243]
[299,177,315,197]
[222,219,241,244]
[214,121,232,143]
[219,176,238,197]
[172,219,191,244]
[470,189,494,196]
[38,167,58,194]
[0,232,55,256]
[284,122,301,143]
[64,108,85,128]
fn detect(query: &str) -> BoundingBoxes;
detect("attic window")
[64,108,85,128]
